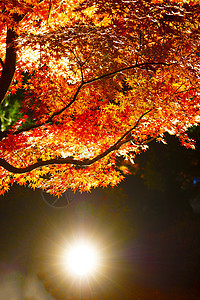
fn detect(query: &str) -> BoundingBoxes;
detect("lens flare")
[64,241,98,276]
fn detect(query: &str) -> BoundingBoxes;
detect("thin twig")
[174,86,199,95]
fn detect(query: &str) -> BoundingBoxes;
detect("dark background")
[0,130,200,299]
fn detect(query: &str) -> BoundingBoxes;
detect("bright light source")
[64,240,99,276]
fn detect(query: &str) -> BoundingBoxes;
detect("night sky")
[0,132,200,299]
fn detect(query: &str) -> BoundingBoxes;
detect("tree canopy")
[0,0,199,195]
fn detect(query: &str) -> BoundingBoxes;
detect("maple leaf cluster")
[0,0,199,195]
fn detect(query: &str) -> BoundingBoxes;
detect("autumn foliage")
[0,0,199,195]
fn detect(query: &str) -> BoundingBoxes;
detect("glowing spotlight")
[64,240,99,277]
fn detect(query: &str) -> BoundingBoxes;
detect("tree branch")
[0,82,84,139]
[0,57,4,68]
[0,61,168,140]
[0,109,152,174]
[83,62,171,86]
[0,28,17,104]
[115,108,153,144]
[0,13,24,105]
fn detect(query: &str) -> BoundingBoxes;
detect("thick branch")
[0,57,4,68]
[0,13,24,104]
[0,28,17,104]
[0,137,130,173]
[0,109,152,174]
